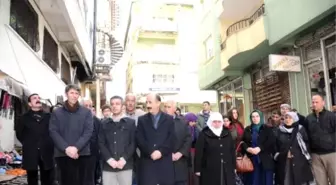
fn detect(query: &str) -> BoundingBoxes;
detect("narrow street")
[0,175,27,185]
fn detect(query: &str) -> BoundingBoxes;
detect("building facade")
[0,0,94,103]
[0,0,94,151]
[125,1,217,113]
[265,0,336,114]
[198,0,335,124]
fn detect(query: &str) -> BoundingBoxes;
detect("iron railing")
[220,4,265,50]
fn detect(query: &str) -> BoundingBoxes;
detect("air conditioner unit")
[96,48,111,65]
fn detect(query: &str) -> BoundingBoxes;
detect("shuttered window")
[252,63,291,117]
[42,28,59,73]
[61,55,71,84]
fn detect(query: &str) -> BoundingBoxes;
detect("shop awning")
[0,25,66,105]
[0,72,30,99]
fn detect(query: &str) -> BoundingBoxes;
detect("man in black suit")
[136,93,175,185]
[164,100,191,185]
[15,93,54,185]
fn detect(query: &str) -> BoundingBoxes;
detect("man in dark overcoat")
[136,93,175,185]
[164,100,192,185]
[15,93,54,185]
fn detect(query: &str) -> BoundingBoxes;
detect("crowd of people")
[14,84,335,185]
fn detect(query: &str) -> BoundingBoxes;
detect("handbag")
[236,142,254,173]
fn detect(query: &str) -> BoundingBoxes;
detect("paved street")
[0,175,27,185]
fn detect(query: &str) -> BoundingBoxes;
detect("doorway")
[322,33,336,107]
[304,59,324,111]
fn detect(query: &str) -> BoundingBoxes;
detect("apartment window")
[43,28,59,73]
[204,35,214,60]
[152,74,175,84]
[9,0,39,51]
[61,55,71,84]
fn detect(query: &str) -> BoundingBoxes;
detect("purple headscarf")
[184,113,198,123]
[184,113,199,144]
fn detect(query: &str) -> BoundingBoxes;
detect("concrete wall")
[264,0,336,45]
[242,73,253,126]
[198,8,224,89]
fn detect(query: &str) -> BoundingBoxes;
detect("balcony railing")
[220,4,265,50]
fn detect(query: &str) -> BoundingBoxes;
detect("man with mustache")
[15,93,54,185]
[136,93,175,185]
[49,84,93,185]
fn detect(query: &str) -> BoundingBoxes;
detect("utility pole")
[96,77,101,117]
[92,0,100,115]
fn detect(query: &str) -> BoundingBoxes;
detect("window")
[152,74,175,84]
[219,78,245,124]
[10,0,39,51]
[204,35,214,60]
[61,55,71,84]
[43,28,59,73]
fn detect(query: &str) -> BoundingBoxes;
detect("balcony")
[138,19,178,39]
[220,4,269,70]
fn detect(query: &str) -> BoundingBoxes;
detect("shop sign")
[149,87,180,91]
[269,54,301,72]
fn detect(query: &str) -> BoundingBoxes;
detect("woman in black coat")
[194,112,235,185]
[241,110,275,185]
[274,112,314,185]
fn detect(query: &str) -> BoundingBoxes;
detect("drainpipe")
[123,1,135,48]
[92,0,100,115]
[92,0,98,77]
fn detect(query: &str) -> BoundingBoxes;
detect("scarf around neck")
[64,100,79,113]
[279,124,311,161]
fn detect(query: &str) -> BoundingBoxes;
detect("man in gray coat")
[49,84,94,185]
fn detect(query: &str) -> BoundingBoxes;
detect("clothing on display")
[0,90,15,120]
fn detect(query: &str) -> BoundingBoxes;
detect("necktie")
[153,115,160,129]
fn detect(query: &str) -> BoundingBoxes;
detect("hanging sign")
[269,54,301,72]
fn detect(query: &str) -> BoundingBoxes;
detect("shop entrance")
[302,31,335,111]
[322,33,336,108]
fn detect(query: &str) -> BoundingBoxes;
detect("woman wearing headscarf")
[241,110,275,185]
[223,115,238,144]
[228,108,244,149]
[184,113,200,185]
[274,112,314,185]
[194,112,235,185]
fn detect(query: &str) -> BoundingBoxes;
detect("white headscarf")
[206,112,224,136]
